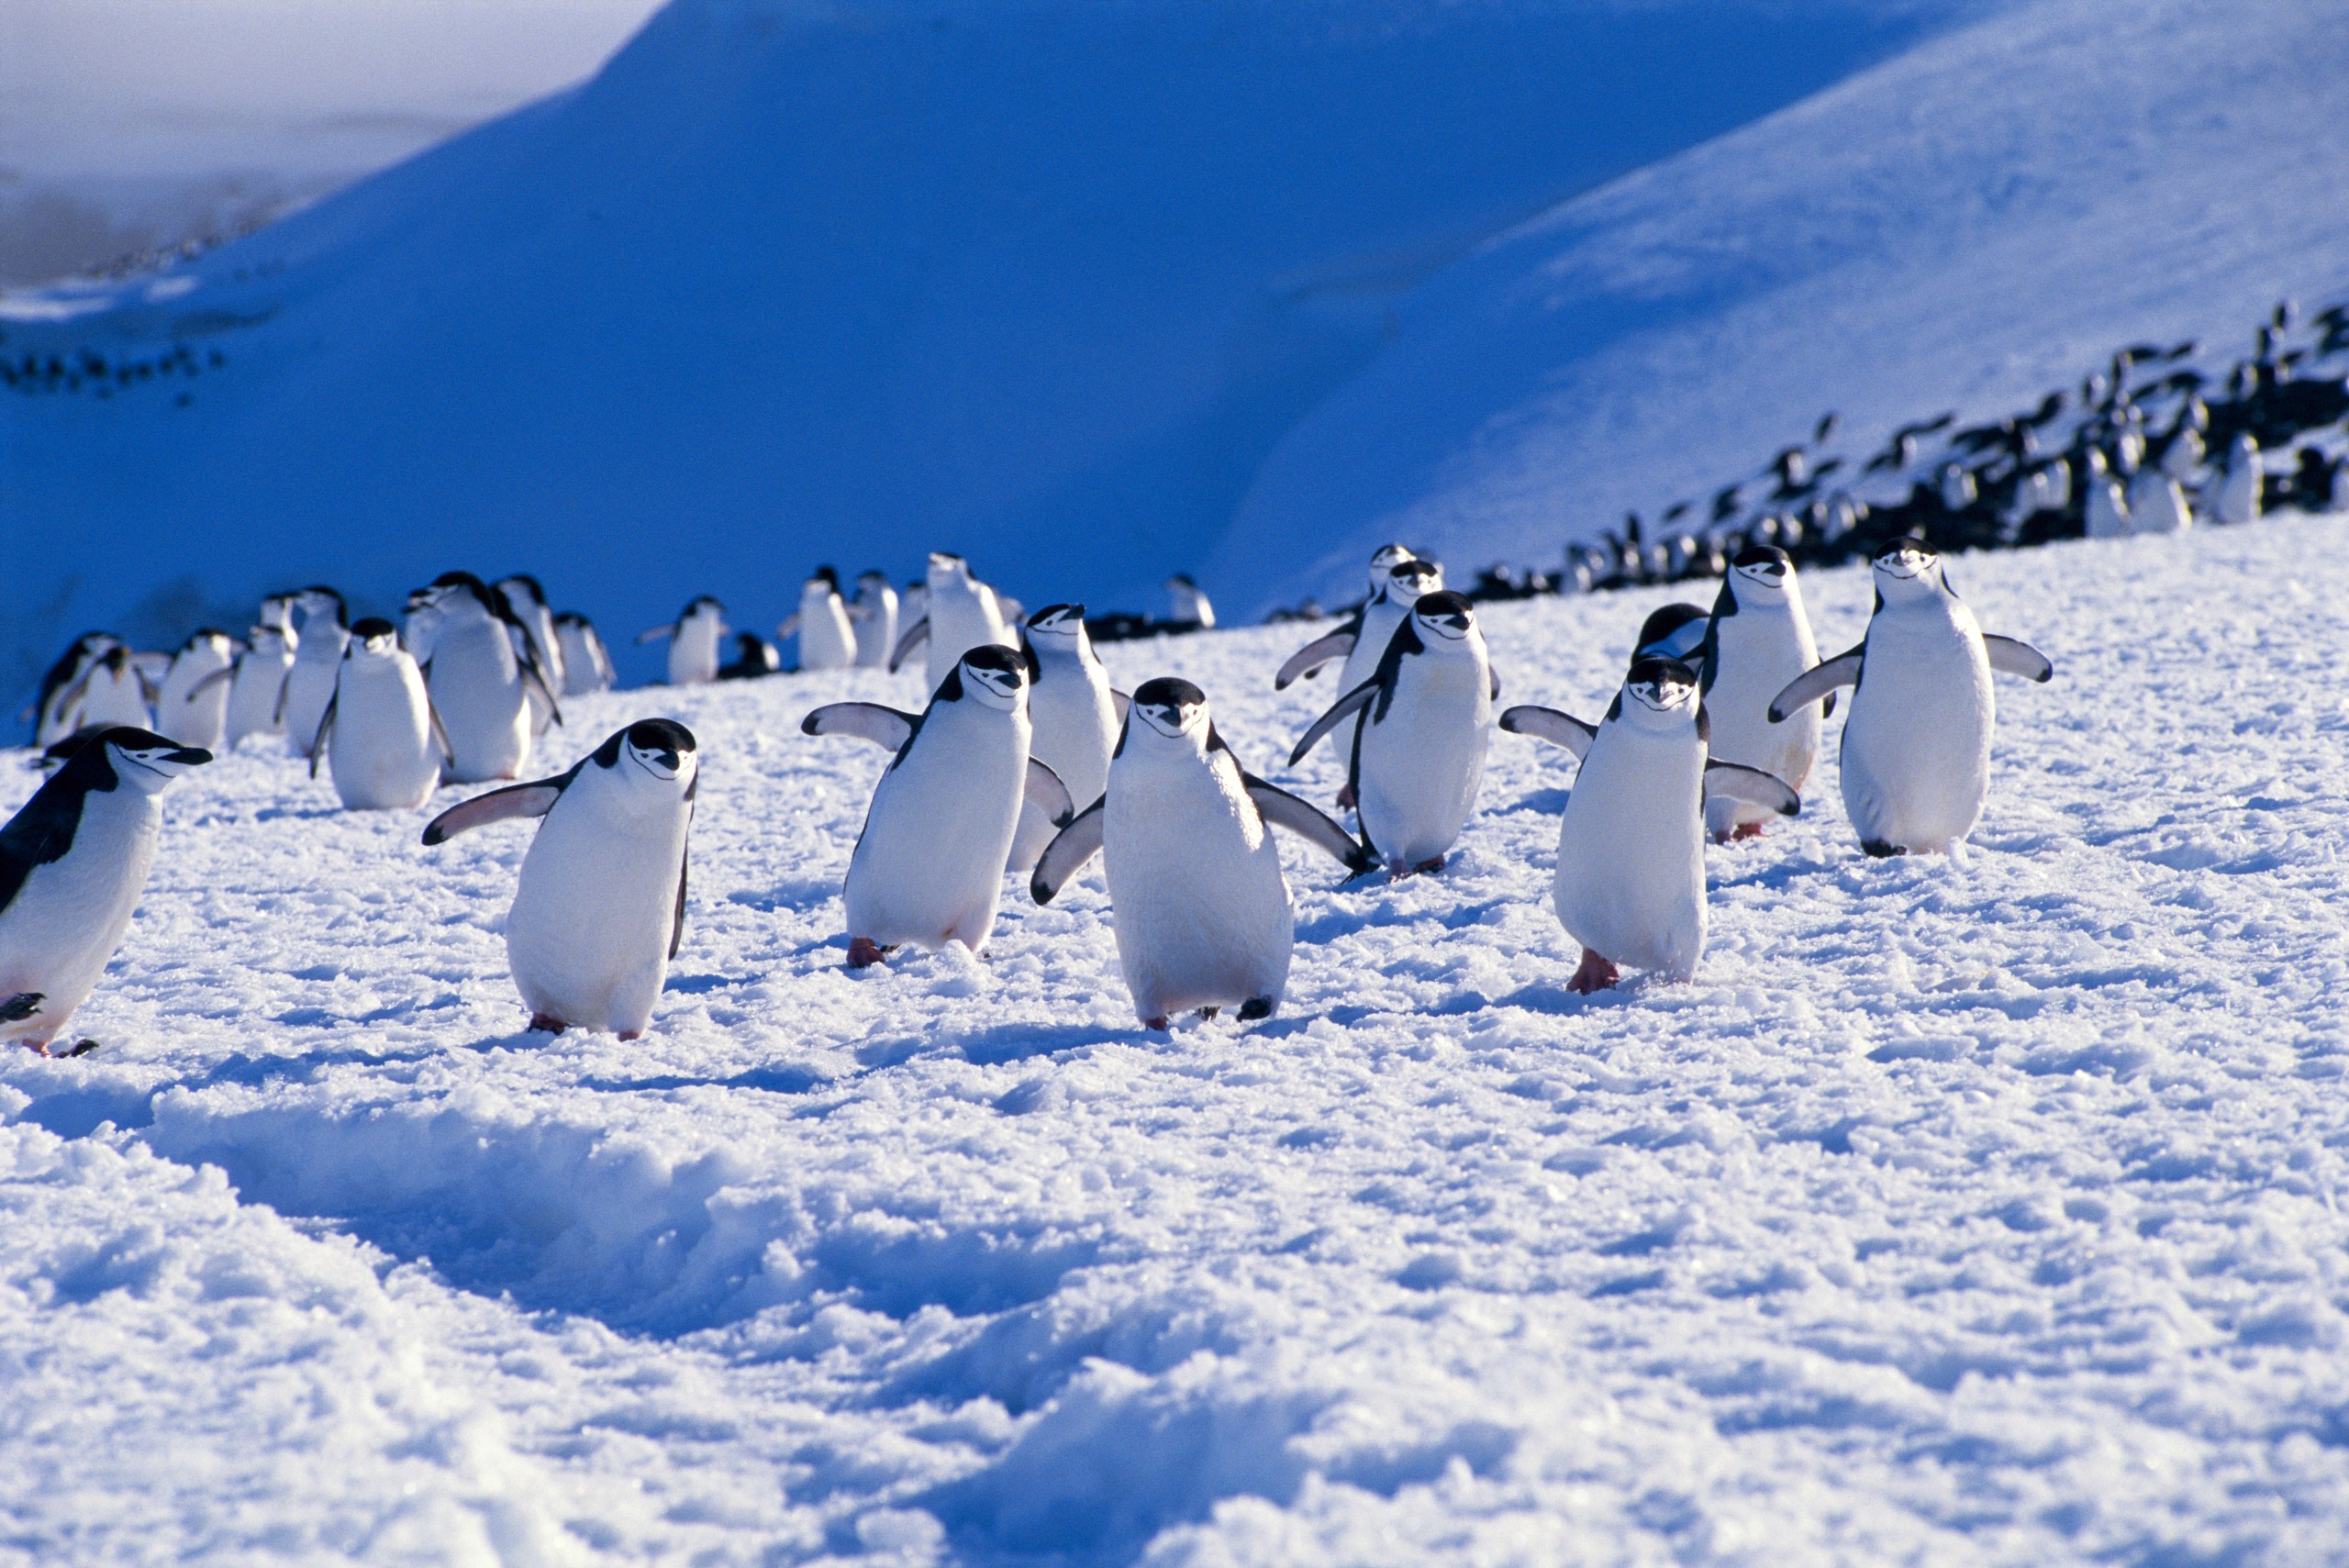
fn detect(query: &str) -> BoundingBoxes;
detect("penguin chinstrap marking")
[1289,590,1494,877]
[639,596,728,686]
[311,619,447,810]
[1501,659,1798,995]
[422,719,698,1039]
[888,553,1019,693]
[780,573,858,671]
[1768,536,2054,858]
[1008,604,1120,874]
[0,728,212,1055]
[1698,546,1828,842]
[279,587,349,758]
[413,573,563,784]
[1030,678,1367,1030]
[804,645,1073,969]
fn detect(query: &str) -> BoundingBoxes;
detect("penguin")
[152,628,237,751]
[1271,544,1419,688]
[639,596,728,685]
[28,634,120,747]
[495,575,569,729]
[2210,433,2262,526]
[311,618,446,810]
[57,645,156,734]
[889,553,1018,692]
[220,622,297,745]
[718,632,781,680]
[1030,678,1368,1029]
[279,586,350,758]
[2160,426,2204,481]
[850,571,899,669]
[1277,556,1445,809]
[415,573,562,784]
[2084,450,2132,539]
[1164,573,1216,629]
[0,727,212,1056]
[422,719,697,1039]
[1697,547,1827,841]
[552,612,618,695]
[803,645,1073,968]
[2126,467,2192,535]
[1499,658,1797,993]
[1632,604,1710,673]
[1767,535,2052,857]
[1008,604,1122,873]
[779,570,857,671]
[1287,590,1496,875]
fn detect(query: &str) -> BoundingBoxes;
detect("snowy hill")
[8,519,2349,1562]
[1,0,1949,691]
[1212,0,2349,609]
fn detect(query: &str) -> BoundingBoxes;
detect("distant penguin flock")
[5,297,2343,1051]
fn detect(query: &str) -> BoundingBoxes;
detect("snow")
[1,0,1952,690]
[1213,0,2349,611]
[9,517,2349,1562]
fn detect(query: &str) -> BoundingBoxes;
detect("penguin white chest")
[283,640,345,755]
[228,650,293,741]
[0,792,161,1038]
[1840,602,1996,852]
[331,660,440,810]
[845,710,1029,951]
[505,780,688,1035]
[801,595,858,670]
[926,587,1009,690]
[430,619,533,783]
[1552,726,1706,978]
[1706,606,1821,829]
[1357,660,1488,868]
[1104,754,1292,1021]
[1008,671,1117,873]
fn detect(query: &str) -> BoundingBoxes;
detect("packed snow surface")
[7,518,2349,1563]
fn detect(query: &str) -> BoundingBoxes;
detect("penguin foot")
[1142,1016,1172,1032]
[64,1040,99,1058]
[1335,784,1356,810]
[0,992,42,1024]
[1731,823,1766,842]
[617,1030,643,1042]
[1860,840,1907,859]
[1198,1006,1220,1020]
[1239,997,1274,1021]
[1567,950,1620,995]
[528,1013,569,1035]
[846,937,891,970]
[1413,854,1446,875]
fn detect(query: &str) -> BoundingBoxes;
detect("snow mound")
[1212,0,2349,611]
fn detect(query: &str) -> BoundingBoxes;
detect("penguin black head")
[927,551,970,581]
[93,726,213,787]
[1387,559,1442,602]
[1130,676,1207,739]
[1165,573,1197,588]
[297,586,348,626]
[1871,535,1944,600]
[681,595,726,618]
[957,643,1028,709]
[1634,603,1709,664]
[348,617,400,654]
[1620,657,1700,717]
[603,717,696,782]
[813,566,841,590]
[554,611,592,628]
[856,568,889,585]
[496,573,547,604]
[184,627,233,651]
[1730,545,1794,597]
[1026,603,1087,636]
[1411,590,1476,640]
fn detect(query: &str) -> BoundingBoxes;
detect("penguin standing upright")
[153,629,237,751]
[1288,590,1494,875]
[495,575,569,729]
[890,553,1017,692]
[639,597,728,686]
[804,646,1072,967]
[312,618,446,810]
[222,623,297,746]
[423,720,697,1039]
[2210,434,2262,526]
[1030,679,1367,1029]
[2083,450,2131,539]
[2127,467,2193,534]
[416,573,561,784]
[850,571,899,668]
[1769,536,2052,857]
[0,727,212,1056]
[552,612,617,695]
[28,635,121,747]
[1272,545,1421,689]
[280,587,350,758]
[1500,660,1797,993]
[1008,604,1121,873]
[780,569,857,671]
[1698,547,1827,841]
[1277,556,1444,809]
[1632,604,1711,673]
[59,646,156,733]
[1163,574,1216,629]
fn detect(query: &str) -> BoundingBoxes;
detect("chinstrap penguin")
[1698,547,1828,841]
[313,618,447,810]
[1008,604,1123,874]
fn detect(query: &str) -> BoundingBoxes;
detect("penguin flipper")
[1024,759,1075,827]
[420,779,565,845]
[1497,705,1596,760]
[776,614,801,639]
[1287,681,1379,766]
[1488,666,1502,701]
[1111,690,1131,722]
[887,617,930,673]
[671,845,689,960]
[1982,636,2054,683]
[428,702,455,765]
[187,666,236,699]
[800,702,918,751]
[1243,775,1371,874]
[1703,762,1799,817]
[1766,650,1863,723]
[635,624,676,646]
[308,694,337,780]
[1274,629,1355,690]
[1030,798,1106,905]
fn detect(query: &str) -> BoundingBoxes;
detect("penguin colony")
[6,306,2343,1050]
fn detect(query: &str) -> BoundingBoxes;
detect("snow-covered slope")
[8,519,2349,1562]
[0,0,1943,693]
[1212,0,2349,611]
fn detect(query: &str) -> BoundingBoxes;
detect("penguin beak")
[1138,704,1187,736]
